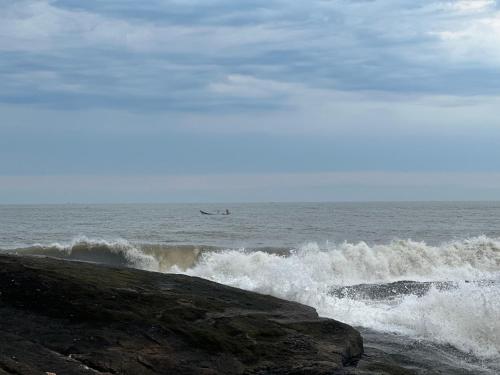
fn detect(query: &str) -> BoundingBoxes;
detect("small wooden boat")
[200,210,214,215]
[200,210,231,215]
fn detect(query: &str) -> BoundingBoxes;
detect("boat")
[200,209,231,215]
[200,210,215,215]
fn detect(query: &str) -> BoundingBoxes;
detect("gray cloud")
[1,0,500,113]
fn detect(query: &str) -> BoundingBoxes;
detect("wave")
[179,236,500,289]
[10,235,500,284]
[177,237,500,360]
[7,235,500,361]
[366,282,500,359]
[9,236,206,272]
[324,281,500,360]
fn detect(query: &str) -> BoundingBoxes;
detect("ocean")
[1,202,499,374]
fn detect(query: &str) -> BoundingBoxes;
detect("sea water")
[1,202,499,374]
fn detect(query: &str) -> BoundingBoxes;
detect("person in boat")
[225,209,230,215]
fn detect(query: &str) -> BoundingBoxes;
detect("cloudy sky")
[1,0,500,202]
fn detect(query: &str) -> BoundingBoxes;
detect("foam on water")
[9,235,500,362]
[178,236,500,287]
[374,283,500,358]
[176,237,500,360]
[13,237,156,270]
[10,236,202,272]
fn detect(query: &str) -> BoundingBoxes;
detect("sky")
[1,0,500,203]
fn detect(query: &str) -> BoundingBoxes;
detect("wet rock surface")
[329,280,456,300]
[0,255,413,374]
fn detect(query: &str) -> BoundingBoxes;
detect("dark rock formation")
[0,255,413,374]
[330,280,458,301]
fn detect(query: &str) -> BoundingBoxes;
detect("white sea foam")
[20,236,160,271]
[374,283,500,358]
[177,237,500,359]
[14,235,500,359]
[14,236,206,272]
[314,282,500,358]
[181,236,500,287]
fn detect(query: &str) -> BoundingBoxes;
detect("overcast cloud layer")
[1,0,500,202]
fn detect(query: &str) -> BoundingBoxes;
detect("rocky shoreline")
[0,255,413,374]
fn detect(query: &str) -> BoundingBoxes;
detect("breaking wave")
[9,235,500,284]
[178,236,500,362]
[7,235,500,362]
[178,236,500,287]
[9,236,205,272]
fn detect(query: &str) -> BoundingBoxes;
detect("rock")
[330,280,458,300]
[0,255,412,374]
